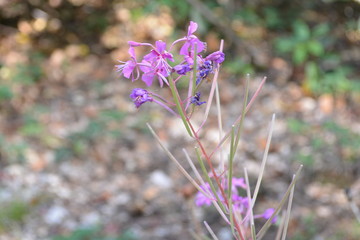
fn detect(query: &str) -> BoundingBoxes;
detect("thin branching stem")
[197,40,224,133]
[281,175,295,240]
[146,123,210,198]
[187,120,245,240]
[169,76,193,137]
[252,114,276,207]
[233,74,250,155]
[228,125,236,236]
[215,74,224,171]
[256,165,303,240]
[244,168,256,240]
[209,77,266,159]
[195,147,227,213]
[275,210,286,240]
[204,221,220,240]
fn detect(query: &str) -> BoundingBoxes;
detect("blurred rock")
[44,205,68,225]
[218,227,233,240]
[318,94,334,114]
[298,97,317,112]
[149,170,173,189]
[269,57,293,86]
[81,211,100,226]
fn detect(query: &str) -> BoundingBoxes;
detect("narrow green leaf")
[294,21,310,41]
[195,147,227,213]
[293,44,307,65]
[257,165,303,240]
[146,123,208,197]
[307,40,324,56]
[168,76,193,137]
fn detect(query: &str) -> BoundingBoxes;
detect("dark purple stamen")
[190,92,206,106]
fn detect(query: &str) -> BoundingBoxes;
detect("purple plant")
[118,21,302,240]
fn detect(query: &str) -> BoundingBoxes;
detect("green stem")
[233,75,250,156]
[228,126,236,237]
[195,147,227,213]
[168,76,193,137]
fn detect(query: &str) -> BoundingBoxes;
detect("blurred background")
[0,0,359,239]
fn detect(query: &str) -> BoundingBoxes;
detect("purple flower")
[196,60,213,84]
[140,61,169,87]
[172,21,206,56]
[232,195,249,214]
[195,183,213,206]
[139,40,174,87]
[190,92,206,106]
[143,40,174,62]
[130,88,153,108]
[205,51,225,64]
[261,208,277,223]
[173,64,192,75]
[115,47,139,81]
[232,178,247,190]
[253,208,277,224]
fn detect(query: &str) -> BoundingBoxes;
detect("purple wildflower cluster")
[118,22,280,238]
[115,21,225,111]
[195,177,277,224]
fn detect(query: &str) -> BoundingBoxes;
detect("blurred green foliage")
[305,62,360,95]
[145,0,190,22]
[291,214,318,240]
[52,226,136,240]
[0,85,13,101]
[55,109,126,162]
[224,56,255,76]
[12,52,44,85]
[275,21,329,65]
[0,199,30,232]
[0,51,44,105]
[288,118,360,165]
[0,134,29,163]
[328,222,360,240]
[274,20,360,95]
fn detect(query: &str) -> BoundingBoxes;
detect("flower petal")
[142,72,154,86]
[128,41,142,47]
[180,42,191,55]
[128,46,136,59]
[143,50,158,62]
[188,21,198,36]
[155,40,167,53]
[123,61,136,79]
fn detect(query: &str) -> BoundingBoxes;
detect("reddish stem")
[187,119,245,240]
[172,75,246,240]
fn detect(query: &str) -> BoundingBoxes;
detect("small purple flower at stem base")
[195,183,213,206]
[255,208,277,224]
[190,92,206,106]
[130,88,153,108]
[232,196,249,214]
[232,177,247,190]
